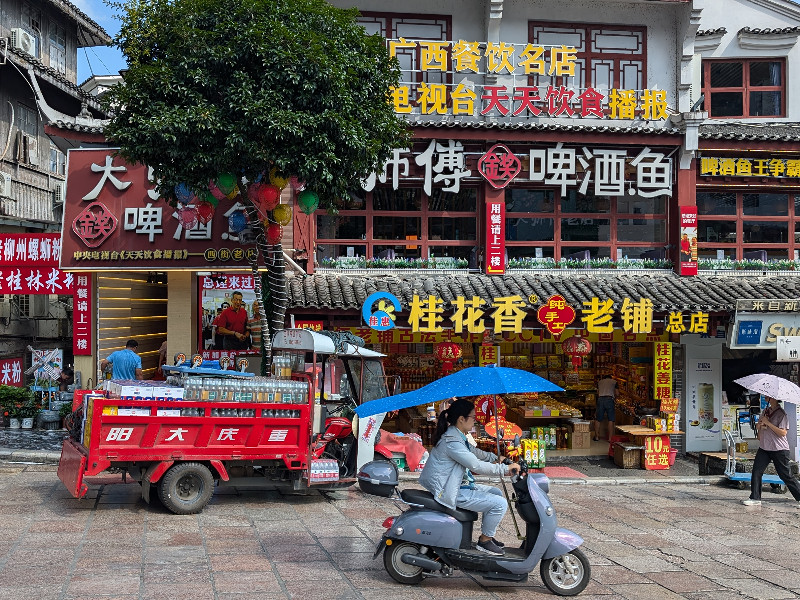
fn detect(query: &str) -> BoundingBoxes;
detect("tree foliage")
[103,0,409,205]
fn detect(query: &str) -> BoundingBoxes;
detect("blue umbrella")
[356,365,564,417]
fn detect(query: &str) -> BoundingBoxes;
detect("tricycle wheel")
[157,462,214,515]
[735,481,748,490]
[540,548,591,596]
[771,483,787,494]
[383,541,424,585]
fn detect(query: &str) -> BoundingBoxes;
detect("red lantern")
[196,200,214,225]
[248,183,281,216]
[266,223,283,245]
[562,335,592,371]
[433,342,462,374]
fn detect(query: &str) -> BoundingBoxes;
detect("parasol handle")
[492,394,503,459]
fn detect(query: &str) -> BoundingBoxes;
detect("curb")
[0,447,61,465]
[397,470,728,486]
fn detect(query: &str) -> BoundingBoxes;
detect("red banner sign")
[0,357,23,387]
[643,434,672,470]
[0,268,73,295]
[485,200,505,274]
[0,234,60,266]
[73,274,92,356]
[679,206,698,276]
[62,149,259,270]
[295,320,324,332]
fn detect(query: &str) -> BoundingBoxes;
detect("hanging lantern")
[178,206,198,230]
[433,342,463,374]
[562,335,592,371]
[203,189,219,207]
[216,173,237,195]
[228,210,247,233]
[174,183,194,204]
[273,203,292,226]
[248,183,281,215]
[266,223,283,245]
[297,189,319,215]
[269,167,289,190]
[196,200,214,225]
[208,180,226,202]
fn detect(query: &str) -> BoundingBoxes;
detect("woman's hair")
[433,398,474,446]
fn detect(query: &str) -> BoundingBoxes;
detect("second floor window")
[50,143,65,176]
[18,104,37,137]
[702,59,784,118]
[49,24,66,74]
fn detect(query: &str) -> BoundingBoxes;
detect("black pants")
[750,448,800,501]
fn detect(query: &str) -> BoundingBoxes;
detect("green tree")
[104,0,409,370]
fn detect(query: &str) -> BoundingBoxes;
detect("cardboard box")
[156,409,181,417]
[570,431,591,449]
[571,420,591,432]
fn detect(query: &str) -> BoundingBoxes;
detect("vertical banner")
[485,200,505,275]
[73,274,93,355]
[653,342,673,401]
[679,206,698,276]
[686,357,722,451]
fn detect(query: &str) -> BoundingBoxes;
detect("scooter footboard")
[542,527,584,559]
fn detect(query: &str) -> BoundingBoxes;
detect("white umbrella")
[734,374,800,405]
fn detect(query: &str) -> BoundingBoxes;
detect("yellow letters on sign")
[581,297,614,333]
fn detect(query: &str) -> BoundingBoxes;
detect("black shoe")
[492,538,505,548]
[476,538,504,556]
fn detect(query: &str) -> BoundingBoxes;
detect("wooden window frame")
[702,58,786,119]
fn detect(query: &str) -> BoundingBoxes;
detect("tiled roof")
[46,120,105,135]
[408,118,681,136]
[47,0,111,45]
[288,272,800,313]
[697,28,727,37]
[739,26,800,35]
[699,122,800,142]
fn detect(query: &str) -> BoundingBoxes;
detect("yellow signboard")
[653,342,673,401]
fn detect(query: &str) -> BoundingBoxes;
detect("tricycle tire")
[157,462,214,515]
[383,541,424,585]
[540,548,591,596]
[735,481,748,490]
[771,483,787,494]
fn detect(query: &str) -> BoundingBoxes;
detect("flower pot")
[21,417,33,429]
[9,418,20,429]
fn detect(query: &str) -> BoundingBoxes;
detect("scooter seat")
[400,489,479,522]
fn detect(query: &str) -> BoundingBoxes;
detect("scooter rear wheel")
[384,541,425,585]
[540,548,590,596]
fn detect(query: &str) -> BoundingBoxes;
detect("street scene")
[0,454,797,600]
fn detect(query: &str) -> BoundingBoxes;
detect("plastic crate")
[613,443,643,469]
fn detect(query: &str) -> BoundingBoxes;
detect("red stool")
[608,435,629,458]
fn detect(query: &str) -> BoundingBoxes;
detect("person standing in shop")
[213,291,251,351]
[742,396,800,506]
[249,300,262,353]
[100,340,143,381]
[595,374,617,442]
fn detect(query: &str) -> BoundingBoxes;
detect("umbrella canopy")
[355,365,564,417]
[734,373,800,405]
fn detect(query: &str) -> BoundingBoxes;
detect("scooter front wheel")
[384,541,425,585]
[540,548,591,596]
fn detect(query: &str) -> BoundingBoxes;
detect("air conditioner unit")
[0,173,10,198]
[52,182,65,205]
[10,28,35,55]
[26,295,50,318]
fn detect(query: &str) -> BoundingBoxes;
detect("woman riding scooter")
[418,398,519,556]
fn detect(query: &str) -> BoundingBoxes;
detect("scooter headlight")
[545,506,553,517]
[394,526,404,535]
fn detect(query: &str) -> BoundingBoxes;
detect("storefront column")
[167,272,197,359]
[672,156,696,272]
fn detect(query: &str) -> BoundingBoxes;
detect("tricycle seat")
[400,489,478,522]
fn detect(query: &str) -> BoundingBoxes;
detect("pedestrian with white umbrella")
[734,374,800,507]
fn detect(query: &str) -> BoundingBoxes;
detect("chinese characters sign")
[536,295,575,338]
[700,156,800,178]
[363,141,672,198]
[337,327,668,344]
[736,299,800,313]
[478,345,500,367]
[679,206,697,277]
[653,342,673,401]
[62,149,259,270]
[0,358,23,387]
[388,39,668,121]
[73,274,92,356]
[198,273,259,360]
[485,200,505,274]
[0,234,60,266]
[642,434,671,470]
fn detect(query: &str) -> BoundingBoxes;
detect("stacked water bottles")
[179,377,309,417]
[310,459,340,482]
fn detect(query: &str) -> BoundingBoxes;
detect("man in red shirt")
[213,291,251,350]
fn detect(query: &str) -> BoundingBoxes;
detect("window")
[505,188,666,260]
[529,22,646,92]
[315,186,478,264]
[697,191,798,259]
[49,23,66,74]
[49,143,65,176]
[18,104,37,137]
[701,59,784,118]
[21,3,41,57]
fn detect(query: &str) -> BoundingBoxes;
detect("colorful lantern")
[216,173,237,195]
[208,180,226,202]
[228,210,247,233]
[269,168,289,190]
[203,189,219,207]
[562,335,592,371]
[174,183,194,204]
[273,203,292,226]
[433,342,463,374]
[248,183,281,215]
[297,189,319,215]
[266,223,283,245]
[178,206,198,230]
[196,200,214,225]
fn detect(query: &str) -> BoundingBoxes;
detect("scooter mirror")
[513,434,520,448]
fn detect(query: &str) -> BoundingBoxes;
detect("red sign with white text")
[0,357,23,387]
[62,149,259,270]
[73,274,92,355]
[0,234,60,266]
[485,200,505,274]
[679,206,698,276]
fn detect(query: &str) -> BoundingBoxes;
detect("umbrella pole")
[492,394,524,541]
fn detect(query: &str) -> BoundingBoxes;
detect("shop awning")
[287,271,800,313]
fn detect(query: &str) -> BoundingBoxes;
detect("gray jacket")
[418,426,509,510]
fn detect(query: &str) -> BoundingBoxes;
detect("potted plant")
[14,389,40,429]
